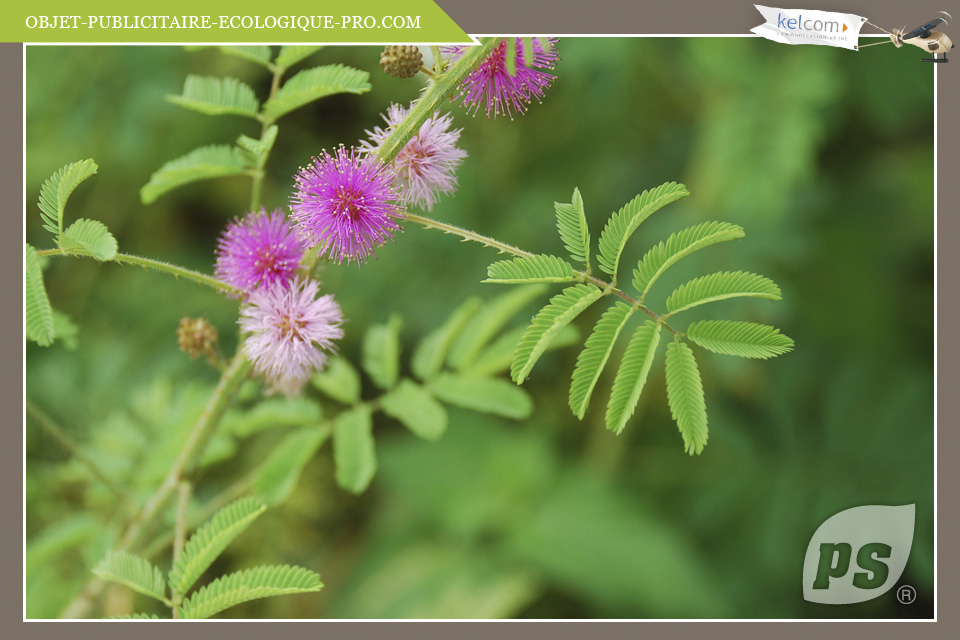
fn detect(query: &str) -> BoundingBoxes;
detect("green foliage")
[166,75,260,118]
[666,270,782,315]
[140,144,248,205]
[606,322,662,434]
[178,565,323,619]
[59,218,117,261]
[632,221,744,300]
[448,285,546,370]
[93,551,167,602]
[25,244,55,346]
[412,296,481,381]
[381,379,448,441]
[485,254,578,284]
[568,303,635,420]
[333,405,376,494]
[596,182,689,277]
[51,311,80,350]
[37,159,98,238]
[511,284,603,383]
[275,45,325,69]
[221,396,321,438]
[262,64,371,121]
[686,320,794,359]
[312,356,362,405]
[255,427,330,505]
[431,374,533,420]
[111,613,163,619]
[555,188,591,267]
[664,342,708,455]
[236,126,278,170]
[362,314,402,390]
[168,497,267,595]
[465,325,579,378]
[218,45,273,67]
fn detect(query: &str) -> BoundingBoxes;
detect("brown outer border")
[8,0,955,635]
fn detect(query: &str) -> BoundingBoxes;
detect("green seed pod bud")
[380,45,423,79]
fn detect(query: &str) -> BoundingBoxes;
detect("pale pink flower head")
[239,278,344,396]
[214,209,303,298]
[442,38,559,119]
[290,146,403,265]
[360,103,467,211]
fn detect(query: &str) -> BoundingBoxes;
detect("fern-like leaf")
[178,565,323,619]
[555,187,591,267]
[275,45,325,69]
[59,219,118,261]
[448,285,547,370]
[511,284,604,383]
[605,321,662,434]
[569,302,635,420]
[25,244,55,346]
[37,159,98,237]
[412,297,481,381]
[110,613,163,620]
[219,45,273,67]
[168,497,267,596]
[666,270,782,315]
[262,65,371,120]
[632,221,744,299]
[466,324,579,378]
[686,320,794,359]
[485,254,578,284]
[664,341,708,455]
[93,551,167,603]
[166,76,260,118]
[141,145,248,204]
[596,182,689,277]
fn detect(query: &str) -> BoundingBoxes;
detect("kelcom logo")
[777,12,849,33]
[802,504,915,604]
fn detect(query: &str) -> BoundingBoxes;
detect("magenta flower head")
[215,209,303,298]
[442,38,559,119]
[360,103,467,211]
[239,278,344,396]
[290,146,403,265]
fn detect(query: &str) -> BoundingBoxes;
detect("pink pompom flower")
[239,278,344,396]
[214,209,303,298]
[290,146,403,265]
[360,103,467,211]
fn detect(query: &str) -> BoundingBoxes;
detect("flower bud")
[177,317,218,360]
[380,45,423,79]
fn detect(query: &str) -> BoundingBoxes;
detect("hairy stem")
[25,401,134,510]
[35,249,235,295]
[251,65,285,210]
[404,212,678,335]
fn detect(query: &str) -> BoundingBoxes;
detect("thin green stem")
[35,249,236,295]
[251,66,285,210]
[171,480,191,618]
[26,400,135,510]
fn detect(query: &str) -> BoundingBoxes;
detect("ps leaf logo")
[802,504,915,604]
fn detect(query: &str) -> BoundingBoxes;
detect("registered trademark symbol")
[896,585,917,604]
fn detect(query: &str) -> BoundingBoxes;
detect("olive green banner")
[11,0,472,42]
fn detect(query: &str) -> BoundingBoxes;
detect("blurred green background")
[25,39,934,619]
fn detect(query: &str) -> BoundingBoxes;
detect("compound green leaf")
[448,285,546,371]
[596,182,689,277]
[168,497,267,595]
[569,302,635,420]
[333,405,376,494]
[466,324,579,378]
[555,187,591,267]
[485,254,578,284]
[431,373,533,420]
[37,159,98,237]
[666,271,782,315]
[632,221,744,299]
[665,341,708,455]
[311,357,361,405]
[605,321,661,434]
[25,244,55,346]
[255,427,330,505]
[275,45,325,69]
[262,65,371,120]
[166,75,260,118]
[219,45,272,67]
[362,314,402,390]
[59,218,117,261]
[93,551,167,602]
[178,565,322,619]
[511,284,603,383]
[686,320,794,359]
[412,297,480,382]
[141,145,248,205]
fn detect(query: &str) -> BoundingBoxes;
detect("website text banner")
[752,5,865,50]
[11,0,472,43]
